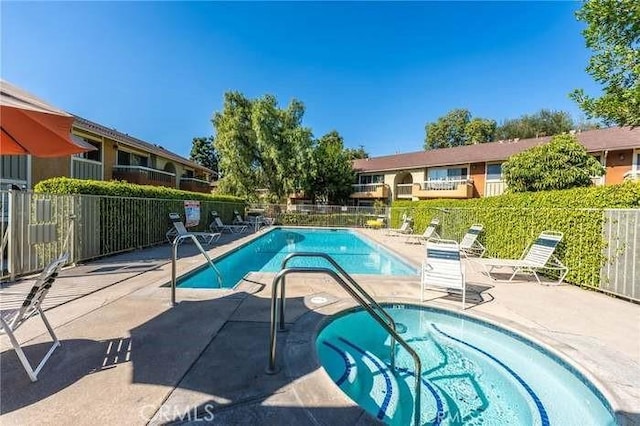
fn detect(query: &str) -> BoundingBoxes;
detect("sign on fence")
[184,200,200,227]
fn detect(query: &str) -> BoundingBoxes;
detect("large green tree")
[212,92,314,201]
[570,0,640,127]
[494,109,574,140]
[303,131,355,204]
[345,145,369,160]
[189,136,218,176]
[502,134,605,192]
[424,109,496,149]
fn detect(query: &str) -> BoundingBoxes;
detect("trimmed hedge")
[279,212,378,227]
[34,177,247,254]
[391,182,640,286]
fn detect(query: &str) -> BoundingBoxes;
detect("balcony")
[396,183,413,199]
[623,170,640,182]
[412,179,474,199]
[112,165,176,188]
[350,183,390,199]
[179,177,211,194]
[72,157,103,181]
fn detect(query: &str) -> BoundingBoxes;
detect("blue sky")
[1,2,599,158]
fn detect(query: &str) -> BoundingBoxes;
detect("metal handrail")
[170,234,223,305]
[279,252,398,367]
[266,266,422,426]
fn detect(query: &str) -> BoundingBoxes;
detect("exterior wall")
[385,168,424,200]
[605,149,633,185]
[469,162,485,198]
[31,157,70,187]
[102,137,117,180]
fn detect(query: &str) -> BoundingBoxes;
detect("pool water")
[178,228,418,288]
[316,305,615,426]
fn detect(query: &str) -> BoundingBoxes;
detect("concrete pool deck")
[1,227,638,425]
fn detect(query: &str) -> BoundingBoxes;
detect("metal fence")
[0,190,243,281]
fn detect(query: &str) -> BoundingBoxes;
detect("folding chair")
[460,224,486,257]
[166,213,221,244]
[421,239,466,309]
[209,211,248,233]
[405,218,440,244]
[473,231,568,285]
[0,252,69,381]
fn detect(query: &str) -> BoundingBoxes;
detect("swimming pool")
[316,305,616,425]
[178,227,418,288]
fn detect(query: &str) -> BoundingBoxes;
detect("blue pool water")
[178,228,418,288]
[316,305,616,425]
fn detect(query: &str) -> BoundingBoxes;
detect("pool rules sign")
[184,200,201,227]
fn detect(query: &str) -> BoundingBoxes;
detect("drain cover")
[309,296,328,304]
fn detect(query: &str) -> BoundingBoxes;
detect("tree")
[212,92,314,201]
[570,0,640,127]
[345,145,369,160]
[424,109,496,149]
[303,131,355,204]
[495,109,574,140]
[502,134,605,192]
[189,136,218,177]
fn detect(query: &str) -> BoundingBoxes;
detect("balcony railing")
[485,180,507,197]
[623,170,640,182]
[413,179,474,199]
[350,183,390,199]
[396,183,414,198]
[72,157,103,181]
[112,165,176,188]
[179,177,211,194]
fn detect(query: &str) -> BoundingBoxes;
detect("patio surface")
[1,227,638,425]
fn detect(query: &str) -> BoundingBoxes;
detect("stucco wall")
[470,162,485,198]
[605,149,633,185]
[31,157,70,187]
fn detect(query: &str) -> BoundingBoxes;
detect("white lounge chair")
[473,231,568,285]
[209,212,248,234]
[386,218,413,236]
[405,218,440,244]
[167,213,221,244]
[234,210,267,231]
[460,224,486,257]
[421,239,466,309]
[0,252,69,381]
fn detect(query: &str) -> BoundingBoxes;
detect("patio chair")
[166,213,221,244]
[386,217,413,236]
[234,210,267,232]
[209,211,248,234]
[0,252,69,381]
[459,224,486,257]
[421,239,466,309]
[405,218,440,244]
[472,230,568,285]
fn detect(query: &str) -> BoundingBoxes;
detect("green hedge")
[279,212,378,227]
[34,177,247,254]
[391,182,640,286]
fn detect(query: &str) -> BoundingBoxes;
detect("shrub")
[391,182,640,286]
[503,134,605,192]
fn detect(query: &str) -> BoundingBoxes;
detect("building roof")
[73,115,213,173]
[353,127,640,173]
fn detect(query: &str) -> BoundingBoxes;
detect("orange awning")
[0,80,94,157]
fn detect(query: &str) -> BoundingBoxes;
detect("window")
[634,150,640,171]
[117,150,148,167]
[427,166,468,181]
[73,137,102,162]
[359,174,384,185]
[486,163,503,181]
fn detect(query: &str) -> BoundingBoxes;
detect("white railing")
[72,157,103,181]
[420,179,469,191]
[352,183,384,193]
[485,180,507,197]
[623,170,640,181]
[396,183,414,196]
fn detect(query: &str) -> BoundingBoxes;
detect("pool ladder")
[266,252,422,426]
[170,234,223,305]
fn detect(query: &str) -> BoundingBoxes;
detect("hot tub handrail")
[171,234,223,305]
[266,266,422,426]
[280,252,398,366]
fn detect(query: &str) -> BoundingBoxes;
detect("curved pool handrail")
[280,252,398,367]
[266,265,422,426]
[171,234,223,305]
